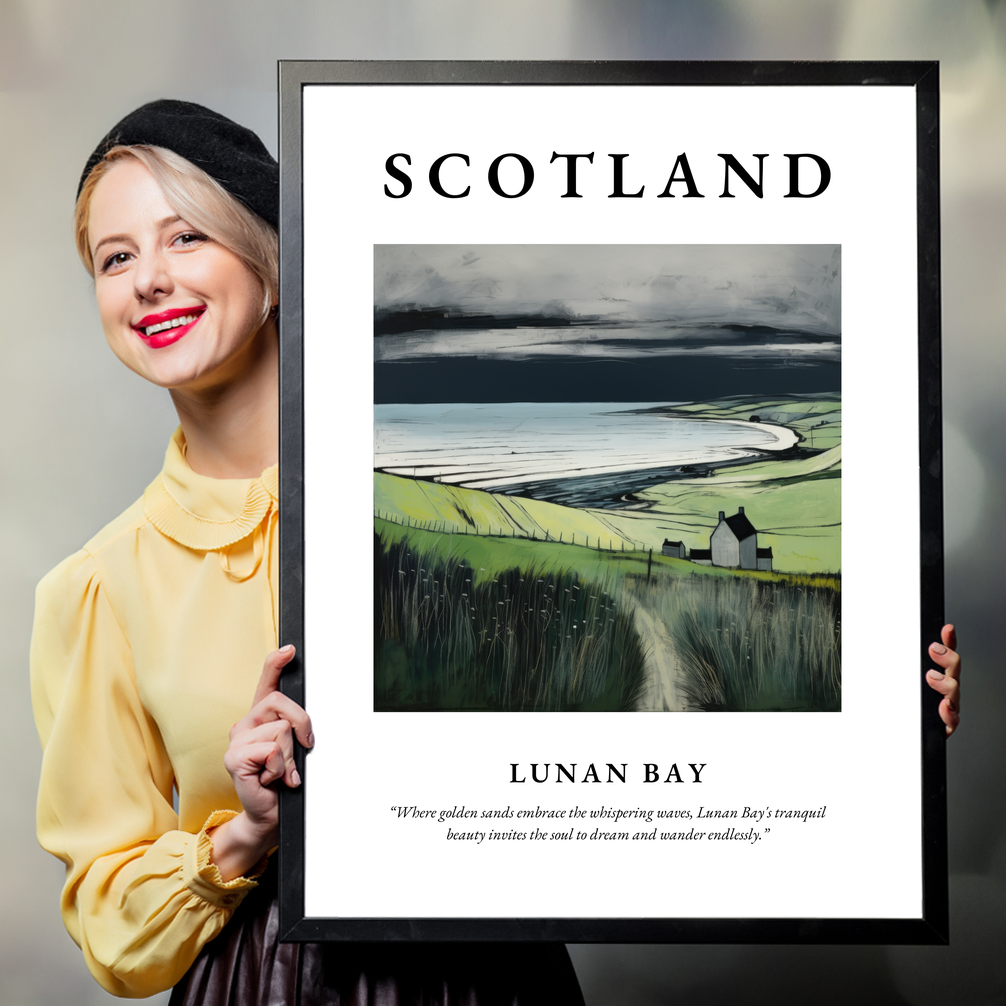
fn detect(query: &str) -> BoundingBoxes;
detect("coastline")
[374,403,804,506]
[373,394,841,573]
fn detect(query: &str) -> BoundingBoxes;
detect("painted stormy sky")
[374,244,841,403]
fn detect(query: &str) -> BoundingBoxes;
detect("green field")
[376,517,838,592]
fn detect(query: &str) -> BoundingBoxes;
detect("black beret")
[78,99,278,228]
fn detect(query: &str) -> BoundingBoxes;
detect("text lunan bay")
[509,762,707,784]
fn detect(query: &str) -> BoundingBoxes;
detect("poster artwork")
[373,243,841,713]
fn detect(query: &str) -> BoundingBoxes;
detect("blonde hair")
[75,145,278,322]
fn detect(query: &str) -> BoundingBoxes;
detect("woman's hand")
[926,624,961,738]
[209,645,314,881]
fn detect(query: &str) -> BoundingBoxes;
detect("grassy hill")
[374,471,647,549]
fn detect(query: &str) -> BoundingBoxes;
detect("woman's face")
[87,158,270,393]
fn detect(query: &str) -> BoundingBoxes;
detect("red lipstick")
[133,306,205,349]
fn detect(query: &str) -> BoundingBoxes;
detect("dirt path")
[631,602,687,711]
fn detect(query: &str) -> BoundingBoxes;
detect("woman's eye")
[101,251,132,273]
[173,231,207,248]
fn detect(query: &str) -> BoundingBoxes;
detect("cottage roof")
[691,548,712,560]
[722,510,757,541]
[756,547,773,558]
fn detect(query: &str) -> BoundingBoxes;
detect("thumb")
[252,644,296,706]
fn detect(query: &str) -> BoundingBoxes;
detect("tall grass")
[375,532,646,711]
[637,574,841,711]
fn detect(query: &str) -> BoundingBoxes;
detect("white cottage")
[711,507,758,569]
[699,507,773,571]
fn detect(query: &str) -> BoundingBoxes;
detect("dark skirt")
[169,870,585,1006]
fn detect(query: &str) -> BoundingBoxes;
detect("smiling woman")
[30,100,585,1004]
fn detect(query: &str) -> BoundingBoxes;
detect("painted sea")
[374,402,798,509]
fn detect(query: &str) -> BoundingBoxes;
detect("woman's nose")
[133,249,173,302]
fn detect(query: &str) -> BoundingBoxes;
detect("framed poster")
[277,61,945,943]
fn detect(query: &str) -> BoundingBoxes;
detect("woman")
[31,100,585,1003]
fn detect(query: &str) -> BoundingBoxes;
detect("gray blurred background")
[1,1,1003,1003]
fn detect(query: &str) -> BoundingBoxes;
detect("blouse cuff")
[183,810,269,909]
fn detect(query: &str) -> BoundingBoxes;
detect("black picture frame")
[277,60,945,944]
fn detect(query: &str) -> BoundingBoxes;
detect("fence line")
[374,509,646,555]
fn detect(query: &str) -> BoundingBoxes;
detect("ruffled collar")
[143,428,278,551]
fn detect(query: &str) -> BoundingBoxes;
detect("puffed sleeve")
[31,549,262,998]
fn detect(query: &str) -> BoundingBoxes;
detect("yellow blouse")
[31,429,279,998]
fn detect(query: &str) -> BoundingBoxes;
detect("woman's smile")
[133,306,207,347]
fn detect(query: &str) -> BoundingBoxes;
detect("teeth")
[142,313,199,337]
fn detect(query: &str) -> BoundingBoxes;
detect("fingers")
[939,697,960,737]
[926,667,959,706]
[221,646,312,836]
[233,689,314,751]
[226,720,301,788]
[928,629,961,683]
[928,644,961,679]
[229,740,289,787]
[927,624,961,737]
[252,644,297,706]
[924,682,960,737]
[941,623,957,653]
[246,644,314,750]
[224,738,281,786]
[224,644,314,812]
